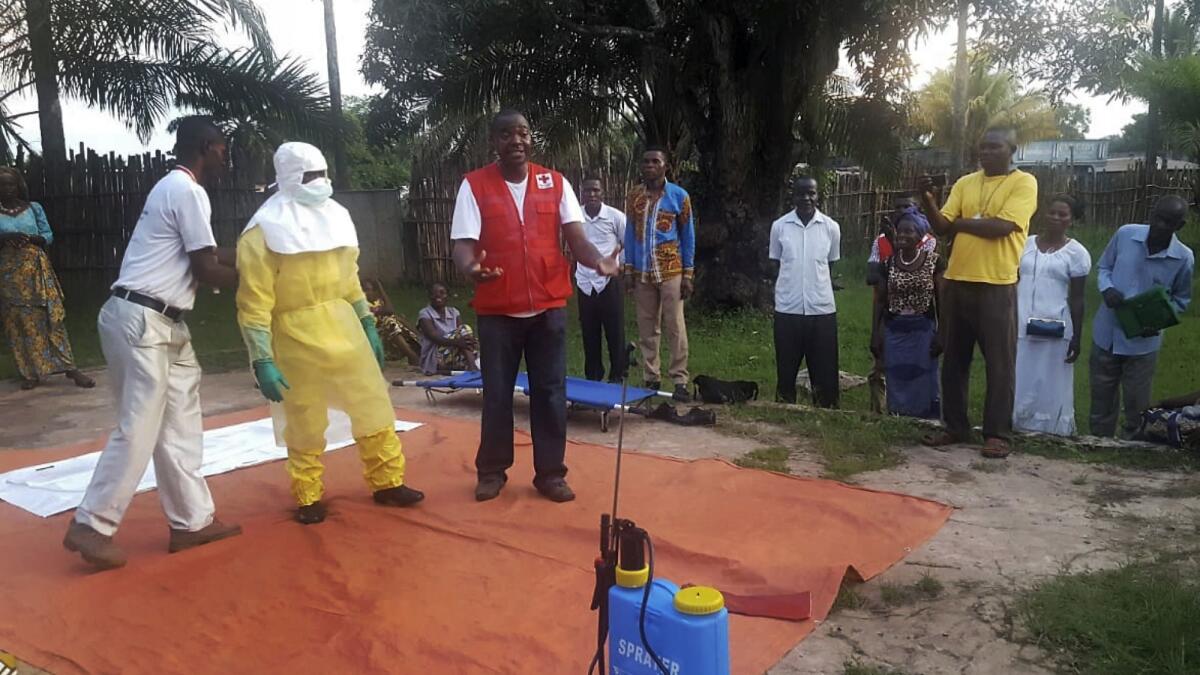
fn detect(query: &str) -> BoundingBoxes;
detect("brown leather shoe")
[373,485,425,507]
[536,478,576,503]
[63,521,127,570]
[168,519,243,553]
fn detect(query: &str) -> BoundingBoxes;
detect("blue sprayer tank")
[608,568,730,675]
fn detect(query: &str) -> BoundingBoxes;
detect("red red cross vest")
[465,162,573,316]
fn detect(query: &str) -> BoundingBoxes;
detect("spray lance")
[587,344,730,675]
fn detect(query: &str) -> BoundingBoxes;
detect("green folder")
[1114,286,1180,339]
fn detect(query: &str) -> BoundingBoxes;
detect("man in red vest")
[451,110,621,503]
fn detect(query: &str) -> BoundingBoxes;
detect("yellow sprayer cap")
[674,586,725,615]
[616,565,650,588]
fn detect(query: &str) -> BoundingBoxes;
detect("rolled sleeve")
[994,174,1038,232]
[176,185,217,253]
[768,221,782,261]
[827,220,841,262]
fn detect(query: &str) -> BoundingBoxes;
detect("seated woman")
[417,283,478,375]
[870,208,944,419]
[1137,390,1200,451]
[360,277,421,365]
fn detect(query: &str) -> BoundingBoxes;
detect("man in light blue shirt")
[1090,195,1194,437]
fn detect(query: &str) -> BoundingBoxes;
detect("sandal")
[921,431,961,447]
[66,370,95,389]
[20,378,39,390]
[981,438,1011,459]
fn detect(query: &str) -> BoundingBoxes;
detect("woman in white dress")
[1014,194,1092,435]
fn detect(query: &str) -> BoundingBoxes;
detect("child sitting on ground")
[417,283,479,375]
[361,277,421,365]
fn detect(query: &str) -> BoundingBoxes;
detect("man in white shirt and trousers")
[769,176,842,408]
[576,177,628,383]
[64,117,243,570]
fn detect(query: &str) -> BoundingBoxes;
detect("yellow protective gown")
[236,225,405,506]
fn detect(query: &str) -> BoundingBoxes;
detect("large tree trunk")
[1145,0,1165,180]
[24,0,66,171]
[950,0,971,174]
[323,0,351,189]
[679,7,839,308]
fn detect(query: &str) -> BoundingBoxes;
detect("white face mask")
[294,177,333,205]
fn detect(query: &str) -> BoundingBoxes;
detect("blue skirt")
[884,314,940,419]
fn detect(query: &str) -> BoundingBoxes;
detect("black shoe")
[475,476,505,502]
[676,406,717,426]
[536,478,576,503]
[296,501,327,525]
[647,402,675,421]
[673,384,692,403]
[373,485,425,507]
[645,380,661,391]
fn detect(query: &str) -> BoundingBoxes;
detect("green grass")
[832,584,868,612]
[879,573,944,607]
[1020,560,1200,675]
[726,404,920,479]
[733,445,791,472]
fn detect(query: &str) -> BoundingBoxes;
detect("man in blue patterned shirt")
[623,147,696,401]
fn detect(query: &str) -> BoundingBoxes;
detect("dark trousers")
[1089,345,1159,438]
[940,280,1017,441]
[577,281,626,382]
[774,312,839,408]
[476,309,568,487]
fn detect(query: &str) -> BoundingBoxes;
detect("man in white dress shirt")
[575,177,627,383]
[769,176,842,408]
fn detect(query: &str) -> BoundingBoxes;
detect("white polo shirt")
[575,203,626,295]
[768,208,841,316]
[112,168,217,310]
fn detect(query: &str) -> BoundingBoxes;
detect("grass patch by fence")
[1019,559,1200,675]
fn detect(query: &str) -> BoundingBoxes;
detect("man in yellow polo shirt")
[918,128,1038,459]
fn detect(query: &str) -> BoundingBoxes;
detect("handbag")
[1026,317,1066,338]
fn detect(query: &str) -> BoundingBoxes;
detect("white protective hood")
[243,142,358,254]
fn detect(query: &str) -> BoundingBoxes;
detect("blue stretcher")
[396,371,669,432]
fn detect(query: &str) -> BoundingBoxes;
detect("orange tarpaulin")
[0,408,951,674]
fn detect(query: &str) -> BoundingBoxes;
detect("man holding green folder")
[1090,195,1195,437]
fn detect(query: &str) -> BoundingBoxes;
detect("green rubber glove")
[362,317,385,368]
[253,359,290,403]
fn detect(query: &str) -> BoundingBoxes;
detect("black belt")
[112,287,185,321]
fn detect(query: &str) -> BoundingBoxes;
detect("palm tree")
[913,57,1062,164]
[0,0,335,167]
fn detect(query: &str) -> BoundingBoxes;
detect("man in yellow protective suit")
[236,142,424,524]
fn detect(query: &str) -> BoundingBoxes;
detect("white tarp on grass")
[0,411,422,518]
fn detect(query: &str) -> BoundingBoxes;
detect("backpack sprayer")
[588,344,730,675]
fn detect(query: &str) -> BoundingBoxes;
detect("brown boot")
[63,521,127,570]
[168,519,243,553]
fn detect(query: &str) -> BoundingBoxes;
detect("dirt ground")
[3,365,1198,675]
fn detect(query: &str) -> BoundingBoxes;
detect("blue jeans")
[475,309,568,487]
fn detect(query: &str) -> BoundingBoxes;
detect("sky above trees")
[6,0,1143,154]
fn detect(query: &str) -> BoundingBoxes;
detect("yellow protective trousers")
[236,226,406,506]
